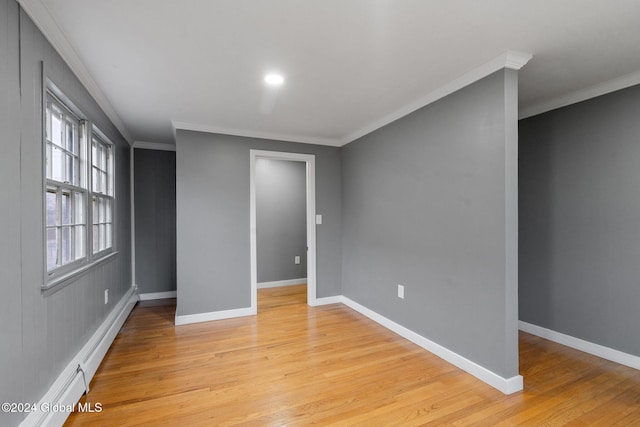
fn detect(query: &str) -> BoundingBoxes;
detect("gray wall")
[256,159,307,283]
[519,85,640,357]
[0,5,132,425]
[176,131,342,316]
[0,1,24,425]
[341,70,520,378]
[134,148,177,294]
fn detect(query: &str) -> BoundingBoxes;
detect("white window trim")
[90,127,116,259]
[42,76,118,293]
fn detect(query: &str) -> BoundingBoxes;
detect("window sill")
[42,251,119,296]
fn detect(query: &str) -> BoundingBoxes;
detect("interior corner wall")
[340,69,520,379]
[0,4,132,425]
[134,148,177,294]
[519,84,640,357]
[175,131,342,317]
[256,159,307,283]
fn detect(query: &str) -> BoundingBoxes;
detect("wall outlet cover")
[397,284,404,299]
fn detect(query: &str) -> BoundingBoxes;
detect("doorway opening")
[250,150,317,312]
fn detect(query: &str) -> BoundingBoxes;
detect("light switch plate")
[316,214,322,225]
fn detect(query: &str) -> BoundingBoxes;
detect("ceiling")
[21,0,640,146]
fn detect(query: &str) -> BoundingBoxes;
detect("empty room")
[2,1,640,426]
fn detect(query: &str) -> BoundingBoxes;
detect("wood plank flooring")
[65,285,640,426]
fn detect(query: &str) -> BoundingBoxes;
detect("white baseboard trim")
[341,296,523,395]
[257,278,307,289]
[175,306,256,326]
[519,321,640,370]
[20,286,138,427]
[309,295,343,306]
[139,290,177,300]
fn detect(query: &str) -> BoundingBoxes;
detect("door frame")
[249,149,317,310]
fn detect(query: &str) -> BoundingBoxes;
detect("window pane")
[100,224,106,251]
[106,199,112,222]
[46,143,52,179]
[66,119,76,153]
[46,190,57,226]
[92,196,98,224]
[99,198,106,223]
[105,223,112,248]
[66,154,78,186]
[46,228,58,271]
[61,192,71,225]
[101,171,107,194]
[75,225,86,259]
[99,144,105,170]
[92,167,99,193]
[51,107,62,147]
[106,151,112,195]
[93,225,100,253]
[74,192,84,224]
[46,102,52,143]
[61,226,71,264]
[52,146,64,182]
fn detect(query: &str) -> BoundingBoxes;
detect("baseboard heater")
[20,287,138,427]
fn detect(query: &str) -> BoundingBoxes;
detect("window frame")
[42,79,118,292]
[44,91,90,281]
[90,128,116,259]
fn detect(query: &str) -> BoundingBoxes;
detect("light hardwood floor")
[65,285,640,426]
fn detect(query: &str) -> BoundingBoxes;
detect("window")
[44,88,116,285]
[45,96,87,272]
[91,134,114,254]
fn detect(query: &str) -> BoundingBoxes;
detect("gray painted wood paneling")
[134,148,176,294]
[0,1,25,425]
[0,6,132,422]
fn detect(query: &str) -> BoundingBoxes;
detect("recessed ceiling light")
[264,73,284,86]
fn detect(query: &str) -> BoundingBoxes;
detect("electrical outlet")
[104,289,109,305]
[295,255,301,265]
[397,284,404,299]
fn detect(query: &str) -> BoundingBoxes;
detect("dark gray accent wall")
[256,159,307,283]
[176,131,341,316]
[0,5,132,425]
[519,85,640,357]
[341,70,520,378]
[134,148,177,294]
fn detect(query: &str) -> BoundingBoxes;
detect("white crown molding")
[502,51,534,70]
[172,121,342,147]
[133,140,177,151]
[173,52,531,148]
[18,0,134,145]
[340,51,532,144]
[519,69,640,119]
